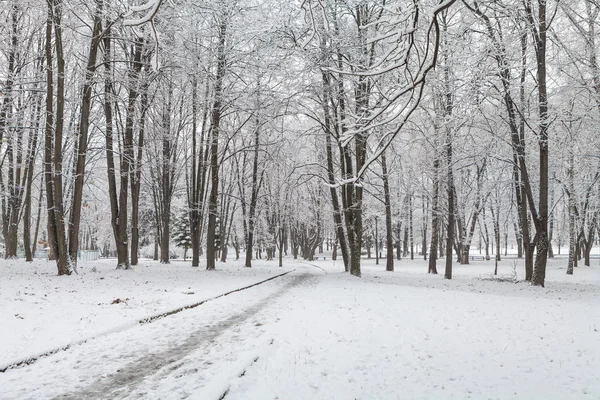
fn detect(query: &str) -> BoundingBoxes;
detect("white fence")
[29,249,100,261]
[78,250,101,261]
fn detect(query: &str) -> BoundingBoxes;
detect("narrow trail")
[53,273,317,400]
[0,270,293,374]
[300,261,329,275]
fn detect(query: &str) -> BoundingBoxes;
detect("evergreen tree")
[172,212,192,261]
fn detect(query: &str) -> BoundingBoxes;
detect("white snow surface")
[1,255,599,399]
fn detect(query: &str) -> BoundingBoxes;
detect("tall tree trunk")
[160,84,174,264]
[513,221,523,258]
[428,141,440,273]
[206,17,227,271]
[567,153,576,275]
[445,130,455,280]
[68,0,103,265]
[103,25,129,269]
[422,196,428,260]
[45,0,69,275]
[547,176,555,258]
[382,152,394,272]
[32,176,44,259]
[375,217,379,265]
[403,224,409,258]
[244,119,263,268]
[528,0,550,287]
[189,77,210,267]
[350,132,365,278]
[3,4,21,259]
[491,204,501,262]
[322,71,350,271]
[409,193,414,260]
[441,13,454,280]
[22,96,42,262]
[396,221,402,260]
[481,208,490,260]
[130,42,148,266]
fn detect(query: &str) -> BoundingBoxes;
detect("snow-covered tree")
[171,212,192,261]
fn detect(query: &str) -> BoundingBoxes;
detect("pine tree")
[172,212,192,261]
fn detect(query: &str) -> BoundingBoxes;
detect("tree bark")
[382,152,394,272]
[206,17,227,270]
[567,152,576,275]
[428,140,440,273]
[103,25,129,269]
[322,71,350,271]
[68,0,103,265]
[527,0,550,287]
[445,129,455,280]
[45,0,69,275]
[130,40,148,266]
[159,84,175,264]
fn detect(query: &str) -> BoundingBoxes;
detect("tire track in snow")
[53,273,317,400]
[300,261,328,275]
[0,270,294,374]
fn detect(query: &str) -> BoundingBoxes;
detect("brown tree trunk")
[528,0,550,287]
[350,131,366,278]
[31,176,44,259]
[2,4,20,259]
[243,112,264,268]
[189,77,210,267]
[445,130,454,280]
[513,221,523,258]
[567,153,576,275]
[322,71,350,271]
[159,84,175,264]
[23,86,43,262]
[422,196,428,260]
[441,13,454,280]
[103,25,129,269]
[68,0,103,265]
[382,152,394,272]
[428,144,440,274]
[45,0,69,275]
[206,17,227,271]
[409,194,414,260]
[131,75,148,265]
[491,204,501,262]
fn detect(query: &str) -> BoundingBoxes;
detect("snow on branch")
[299,0,329,49]
[123,0,165,27]
[122,0,166,70]
[302,0,456,185]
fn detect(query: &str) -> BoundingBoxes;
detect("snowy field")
[1,254,599,399]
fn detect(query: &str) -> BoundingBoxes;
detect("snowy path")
[1,268,320,400]
[59,274,316,399]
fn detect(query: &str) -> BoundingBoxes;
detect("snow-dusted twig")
[123,0,165,27]
[122,0,165,70]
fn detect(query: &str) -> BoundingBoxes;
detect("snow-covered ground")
[1,254,599,399]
